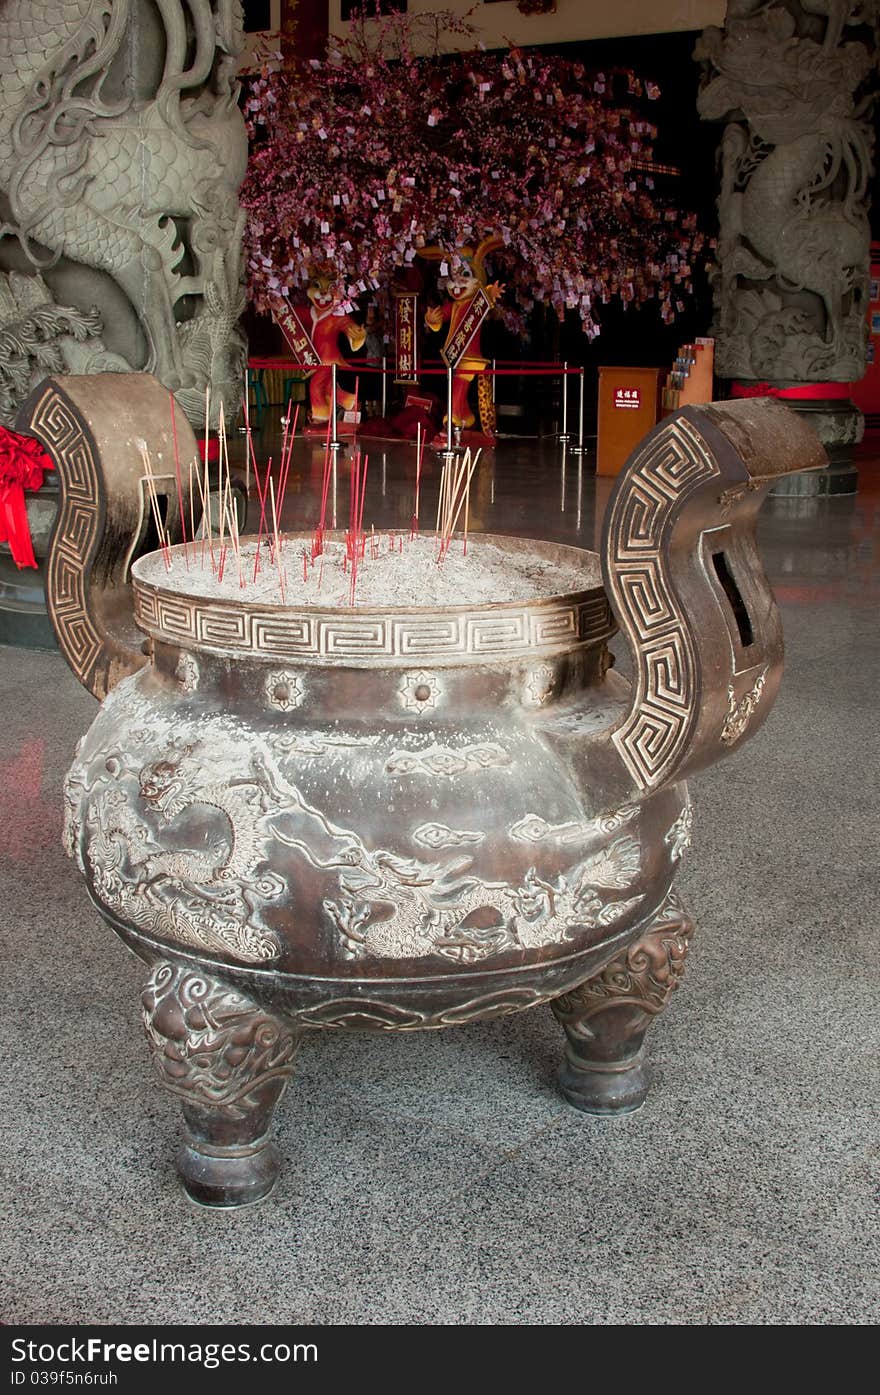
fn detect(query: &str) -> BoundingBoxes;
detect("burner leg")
[551,892,694,1115]
[142,961,298,1207]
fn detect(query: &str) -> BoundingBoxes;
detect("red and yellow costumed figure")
[294,268,366,428]
[422,236,504,441]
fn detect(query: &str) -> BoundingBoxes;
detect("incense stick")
[137,439,171,569]
[201,455,214,567]
[445,449,482,545]
[269,476,285,603]
[188,457,196,562]
[169,391,188,569]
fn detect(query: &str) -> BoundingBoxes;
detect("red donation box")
[597,366,664,476]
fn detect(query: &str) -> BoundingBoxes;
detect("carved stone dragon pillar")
[0,1,249,432]
[695,1,879,483]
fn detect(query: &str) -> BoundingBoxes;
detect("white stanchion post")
[381,354,387,419]
[447,365,454,454]
[329,362,343,452]
[558,361,571,442]
[571,367,589,455]
[239,370,250,436]
[576,455,583,533]
[241,372,251,492]
[438,363,458,464]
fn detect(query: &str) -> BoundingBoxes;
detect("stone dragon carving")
[696,1,878,387]
[0,1,249,429]
[0,269,126,423]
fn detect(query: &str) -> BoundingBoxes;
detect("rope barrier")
[248,359,584,377]
[247,356,592,452]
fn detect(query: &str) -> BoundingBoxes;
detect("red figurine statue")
[272,266,366,428]
[422,236,504,442]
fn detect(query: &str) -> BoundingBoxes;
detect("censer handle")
[598,397,826,800]
[16,373,199,700]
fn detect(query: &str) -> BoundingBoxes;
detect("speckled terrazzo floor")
[1,430,878,1326]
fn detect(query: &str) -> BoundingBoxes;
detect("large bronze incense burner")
[38,374,825,1207]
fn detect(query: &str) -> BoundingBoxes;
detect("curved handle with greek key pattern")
[16,373,198,700]
[598,398,826,802]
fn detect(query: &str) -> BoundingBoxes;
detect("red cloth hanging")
[0,426,55,569]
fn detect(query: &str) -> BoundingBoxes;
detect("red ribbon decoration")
[0,426,55,570]
[265,291,322,368]
[731,381,851,401]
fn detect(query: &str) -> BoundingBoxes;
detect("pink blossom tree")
[242,7,705,338]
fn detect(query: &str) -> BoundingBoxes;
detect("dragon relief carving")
[79,749,285,964]
[63,681,281,963]
[0,1,249,428]
[65,675,652,969]
[321,833,646,965]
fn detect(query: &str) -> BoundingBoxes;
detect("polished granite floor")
[1,424,878,1326]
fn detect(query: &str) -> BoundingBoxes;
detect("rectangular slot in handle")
[127,488,170,581]
[712,550,754,648]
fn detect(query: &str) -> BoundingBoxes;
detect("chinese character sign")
[394,293,419,385]
[440,289,491,370]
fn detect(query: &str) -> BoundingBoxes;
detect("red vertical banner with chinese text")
[394,292,419,385]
